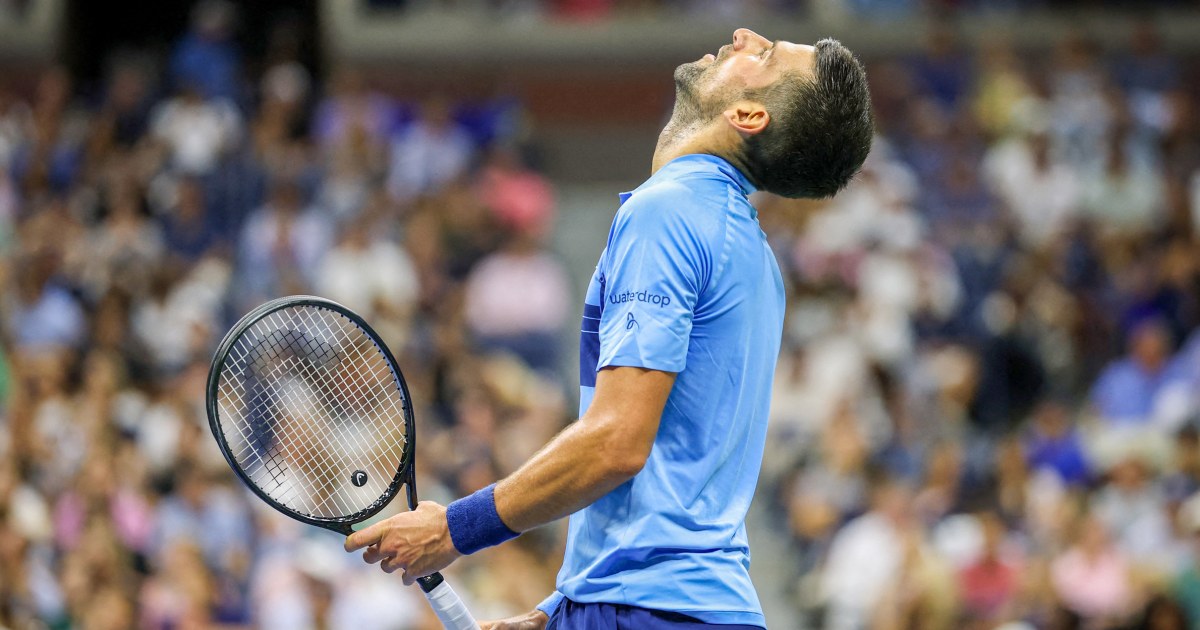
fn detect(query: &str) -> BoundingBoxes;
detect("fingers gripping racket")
[206,296,479,630]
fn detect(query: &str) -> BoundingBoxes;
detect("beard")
[674,61,705,97]
[659,59,735,152]
[671,60,711,126]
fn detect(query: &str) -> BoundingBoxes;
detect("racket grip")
[419,572,480,630]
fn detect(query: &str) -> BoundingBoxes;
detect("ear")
[722,100,770,137]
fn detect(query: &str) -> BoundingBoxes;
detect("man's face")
[674,28,817,120]
[1130,322,1170,371]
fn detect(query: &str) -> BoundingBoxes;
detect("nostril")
[732,28,765,51]
[732,30,746,50]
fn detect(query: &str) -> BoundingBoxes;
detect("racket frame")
[207,296,476,627]
[205,295,420,536]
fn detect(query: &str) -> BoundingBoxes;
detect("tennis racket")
[205,295,479,630]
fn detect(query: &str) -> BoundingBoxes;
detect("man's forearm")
[444,367,672,555]
[492,414,647,533]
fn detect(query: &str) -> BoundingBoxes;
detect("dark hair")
[738,38,873,199]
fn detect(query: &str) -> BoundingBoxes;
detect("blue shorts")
[545,598,765,630]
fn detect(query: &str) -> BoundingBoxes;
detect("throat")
[652,117,712,174]
[651,121,753,187]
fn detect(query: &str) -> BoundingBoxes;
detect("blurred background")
[1,0,1200,629]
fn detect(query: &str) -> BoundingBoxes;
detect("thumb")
[344,521,385,552]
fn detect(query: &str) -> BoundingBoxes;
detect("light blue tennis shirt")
[538,154,786,627]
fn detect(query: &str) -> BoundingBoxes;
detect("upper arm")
[583,366,676,464]
[597,185,715,374]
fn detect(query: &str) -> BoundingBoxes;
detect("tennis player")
[345,28,873,629]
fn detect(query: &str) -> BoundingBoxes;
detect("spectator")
[982,123,1081,249]
[89,55,155,153]
[1172,492,1200,628]
[820,477,913,630]
[312,67,392,161]
[909,26,971,113]
[0,84,32,170]
[1050,516,1137,627]
[159,176,222,264]
[1114,20,1180,135]
[314,216,421,326]
[149,83,242,175]
[478,147,557,239]
[1091,318,1175,427]
[5,253,85,351]
[1163,428,1200,506]
[463,228,570,373]
[785,402,872,548]
[1047,33,1112,170]
[1130,595,1189,630]
[237,178,331,307]
[1091,450,1180,573]
[152,464,254,573]
[0,9,1199,630]
[387,96,475,203]
[1081,130,1166,236]
[1025,399,1091,487]
[958,511,1023,627]
[12,67,88,194]
[168,0,242,101]
[79,184,165,300]
[972,39,1034,139]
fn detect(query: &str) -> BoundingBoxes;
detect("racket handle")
[418,572,480,630]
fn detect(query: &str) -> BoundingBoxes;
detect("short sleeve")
[537,590,564,618]
[596,186,713,374]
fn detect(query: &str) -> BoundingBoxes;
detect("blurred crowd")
[0,1,1200,630]
[0,2,570,629]
[760,20,1200,630]
[368,0,1196,21]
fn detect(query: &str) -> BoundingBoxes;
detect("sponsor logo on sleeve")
[607,289,671,308]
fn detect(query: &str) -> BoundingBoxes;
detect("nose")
[732,28,770,52]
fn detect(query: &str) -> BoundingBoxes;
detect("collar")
[618,154,757,206]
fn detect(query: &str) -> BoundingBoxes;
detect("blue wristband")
[446,483,519,555]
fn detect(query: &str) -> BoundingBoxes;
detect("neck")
[650,118,755,185]
[651,117,711,174]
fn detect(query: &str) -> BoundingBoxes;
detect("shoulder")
[625,175,732,212]
[1092,360,1139,391]
[1099,359,1138,380]
[615,179,728,245]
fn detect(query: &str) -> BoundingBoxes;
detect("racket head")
[206,296,418,535]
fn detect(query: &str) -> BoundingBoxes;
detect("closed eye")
[762,42,777,61]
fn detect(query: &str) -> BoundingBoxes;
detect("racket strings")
[240,310,403,517]
[227,314,364,516]
[253,309,408,516]
[215,306,409,520]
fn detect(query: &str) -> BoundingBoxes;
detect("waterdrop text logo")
[608,289,671,308]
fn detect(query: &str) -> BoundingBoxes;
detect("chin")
[674,61,704,90]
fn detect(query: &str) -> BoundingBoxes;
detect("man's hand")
[480,610,550,630]
[344,501,461,585]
